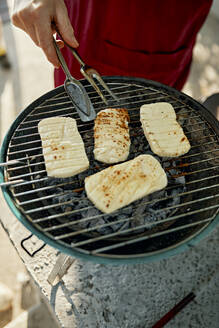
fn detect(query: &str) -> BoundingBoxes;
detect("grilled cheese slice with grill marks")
[93,108,130,163]
[85,154,167,213]
[38,117,89,178]
[140,102,191,157]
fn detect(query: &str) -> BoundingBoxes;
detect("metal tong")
[55,33,119,104]
[53,37,96,122]
[53,34,119,121]
[69,46,119,104]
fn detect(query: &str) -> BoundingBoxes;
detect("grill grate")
[2,77,219,260]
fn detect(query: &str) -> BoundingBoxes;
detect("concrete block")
[0,282,13,328]
[3,301,60,328]
[2,305,38,328]
[0,282,13,312]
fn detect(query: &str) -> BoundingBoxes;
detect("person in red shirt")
[12,0,212,90]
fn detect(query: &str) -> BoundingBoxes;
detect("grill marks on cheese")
[140,102,191,157]
[38,117,89,178]
[85,155,167,214]
[94,108,130,163]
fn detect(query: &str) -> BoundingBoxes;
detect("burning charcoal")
[53,192,75,205]
[77,170,90,183]
[73,216,91,230]
[81,207,101,220]
[106,214,131,233]
[47,177,71,186]
[148,208,167,221]
[54,187,65,194]
[76,198,91,210]
[177,108,188,126]
[86,207,101,217]
[144,212,158,224]
[131,203,157,232]
[131,214,147,231]
[138,142,145,152]
[74,203,85,212]
[119,206,133,216]
[33,117,188,238]
[175,176,186,185]
[162,161,171,169]
[88,217,112,234]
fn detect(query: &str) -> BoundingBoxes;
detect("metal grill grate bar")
[6,147,218,175]
[18,109,200,136]
[7,160,45,172]
[18,190,75,205]
[11,165,219,197]
[7,140,219,167]
[16,98,182,130]
[44,90,174,108]
[6,155,219,182]
[13,179,82,196]
[30,86,156,110]
[51,212,217,247]
[12,113,203,143]
[32,84,145,107]
[29,183,219,221]
[7,133,218,158]
[3,78,219,258]
[18,108,205,127]
[90,216,216,255]
[55,207,218,246]
[9,119,211,151]
[17,174,219,206]
[42,194,219,233]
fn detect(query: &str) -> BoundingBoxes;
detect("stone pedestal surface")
[0,191,218,328]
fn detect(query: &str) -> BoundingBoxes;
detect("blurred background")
[0,0,219,327]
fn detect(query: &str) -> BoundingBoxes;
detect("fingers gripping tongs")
[53,37,118,122]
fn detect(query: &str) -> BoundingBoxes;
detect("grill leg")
[47,254,75,286]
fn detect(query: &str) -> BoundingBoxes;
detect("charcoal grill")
[0,76,219,264]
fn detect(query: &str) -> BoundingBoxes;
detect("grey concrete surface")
[0,4,219,328]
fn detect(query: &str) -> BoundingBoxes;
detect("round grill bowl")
[0,76,219,264]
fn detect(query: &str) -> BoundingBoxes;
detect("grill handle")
[0,179,24,187]
[0,160,21,167]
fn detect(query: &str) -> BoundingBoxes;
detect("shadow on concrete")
[0,306,12,328]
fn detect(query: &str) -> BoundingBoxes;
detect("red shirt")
[55,0,212,90]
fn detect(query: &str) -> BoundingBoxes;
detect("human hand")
[12,0,79,68]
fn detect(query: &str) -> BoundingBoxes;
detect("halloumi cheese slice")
[140,102,191,157]
[85,154,167,213]
[93,108,130,163]
[38,117,89,178]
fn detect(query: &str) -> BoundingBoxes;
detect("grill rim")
[0,76,219,264]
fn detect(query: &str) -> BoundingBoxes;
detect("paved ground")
[0,4,219,328]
